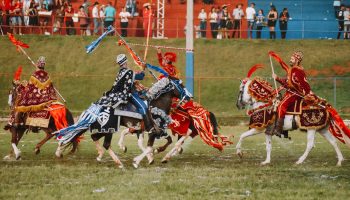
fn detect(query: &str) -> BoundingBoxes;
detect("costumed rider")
[9,56,58,128]
[268,51,312,136]
[143,48,190,101]
[95,54,153,130]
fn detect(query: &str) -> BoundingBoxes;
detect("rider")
[143,48,181,101]
[95,54,153,130]
[9,56,58,128]
[270,51,312,136]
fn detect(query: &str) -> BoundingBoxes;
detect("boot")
[272,118,284,137]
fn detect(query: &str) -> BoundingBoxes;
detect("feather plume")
[247,64,264,78]
[13,66,23,81]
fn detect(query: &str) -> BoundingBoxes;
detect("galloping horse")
[4,82,77,160]
[235,65,349,166]
[55,78,189,168]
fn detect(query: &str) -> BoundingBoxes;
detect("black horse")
[56,78,188,168]
[4,82,78,160]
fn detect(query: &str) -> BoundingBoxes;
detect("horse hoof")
[34,148,40,155]
[118,165,124,169]
[237,151,243,159]
[15,155,21,160]
[161,159,168,164]
[55,152,63,158]
[3,155,12,160]
[132,162,139,169]
[96,157,102,162]
[295,161,303,165]
[260,161,270,166]
[154,149,159,154]
[149,159,154,165]
[123,146,127,153]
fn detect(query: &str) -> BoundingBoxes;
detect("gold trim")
[25,117,50,128]
[295,110,329,130]
[15,101,54,112]
[29,76,52,89]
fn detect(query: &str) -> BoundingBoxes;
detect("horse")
[117,103,231,164]
[235,67,346,166]
[3,82,77,160]
[55,77,189,168]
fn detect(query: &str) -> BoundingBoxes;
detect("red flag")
[8,33,30,50]
[13,66,23,81]
[247,64,264,78]
[269,51,289,72]
[118,40,143,68]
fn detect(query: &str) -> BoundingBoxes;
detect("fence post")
[333,77,337,109]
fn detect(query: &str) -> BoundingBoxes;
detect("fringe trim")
[15,101,54,112]
[29,76,52,89]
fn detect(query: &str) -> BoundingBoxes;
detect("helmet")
[291,51,303,64]
[37,56,46,68]
[116,54,127,66]
[164,52,176,63]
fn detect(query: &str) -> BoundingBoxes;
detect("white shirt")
[209,12,218,23]
[246,7,256,20]
[92,6,99,18]
[344,10,350,25]
[100,10,105,19]
[198,11,207,21]
[233,8,244,20]
[119,11,131,22]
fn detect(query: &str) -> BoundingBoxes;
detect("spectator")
[119,7,131,37]
[142,2,153,37]
[92,1,100,35]
[27,0,38,33]
[64,4,75,35]
[38,4,50,35]
[333,0,341,17]
[232,3,244,38]
[22,0,31,26]
[344,6,350,39]
[99,5,105,33]
[337,5,345,39]
[220,5,230,39]
[104,1,116,32]
[209,6,218,39]
[255,9,265,39]
[246,2,256,39]
[53,5,64,33]
[279,8,289,39]
[267,5,277,39]
[4,0,11,29]
[10,0,23,35]
[42,0,53,11]
[82,0,91,35]
[0,4,3,34]
[125,0,136,17]
[78,5,88,35]
[198,7,207,38]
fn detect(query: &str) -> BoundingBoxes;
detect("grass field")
[1,126,350,199]
[1,37,350,118]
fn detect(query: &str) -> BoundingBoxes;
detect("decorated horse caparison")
[235,54,350,166]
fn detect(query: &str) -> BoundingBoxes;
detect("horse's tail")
[209,112,219,135]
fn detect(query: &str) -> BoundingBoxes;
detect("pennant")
[247,64,264,78]
[269,51,289,72]
[8,33,29,50]
[86,26,115,54]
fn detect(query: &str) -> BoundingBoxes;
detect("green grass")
[1,126,350,199]
[1,36,350,118]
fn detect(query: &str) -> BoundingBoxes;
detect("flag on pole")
[85,25,115,54]
[8,33,29,51]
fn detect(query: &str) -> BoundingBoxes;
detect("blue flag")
[85,26,115,54]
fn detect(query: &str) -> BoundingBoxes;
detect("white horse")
[235,76,346,166]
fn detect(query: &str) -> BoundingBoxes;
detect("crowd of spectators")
[335,3,350,39]
[0,0,140,36]
[197,3,291,39]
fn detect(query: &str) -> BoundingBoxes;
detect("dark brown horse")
[56,78,186,168]
[3,82,77,160]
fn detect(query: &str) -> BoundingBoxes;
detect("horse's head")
[236,64,264,110]
[236,78,253,110]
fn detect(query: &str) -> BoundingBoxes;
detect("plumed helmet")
[291,51,303,64]
[164,52,176,63]
[37,56,46,68]
[116,54,127,66]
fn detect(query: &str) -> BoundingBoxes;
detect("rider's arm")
[157,48,163,66]
[276,76,287,86]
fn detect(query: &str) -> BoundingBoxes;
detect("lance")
[269,54,279,98]
[115,29,158,81]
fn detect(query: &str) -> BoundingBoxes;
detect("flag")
[8,33,29,50]
[86,26,115,54]
[269,51,289,72]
